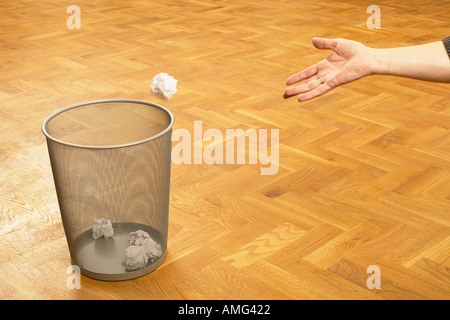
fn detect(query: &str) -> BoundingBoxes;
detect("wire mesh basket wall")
[42,99,174,281]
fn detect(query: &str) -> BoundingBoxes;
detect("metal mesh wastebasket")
[42,99,174,281]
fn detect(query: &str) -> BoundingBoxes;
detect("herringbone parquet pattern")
[0,0,449,299]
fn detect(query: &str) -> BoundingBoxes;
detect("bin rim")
[42,98,175,149]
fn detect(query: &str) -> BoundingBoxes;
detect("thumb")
[312,37,339,50]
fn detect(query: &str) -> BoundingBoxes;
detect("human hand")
[284,37,374,102]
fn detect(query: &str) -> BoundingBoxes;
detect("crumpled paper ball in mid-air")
[150,72,178,99]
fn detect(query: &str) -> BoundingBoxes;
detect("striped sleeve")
[443,36,450,58]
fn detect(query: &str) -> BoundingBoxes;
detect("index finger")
[286,64,318,85]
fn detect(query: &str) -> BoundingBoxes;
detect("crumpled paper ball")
[150,72,178,99]
[91,218,114,240]
[127,229,151,246]
[122,245,149,271]
[142,236,163,262]
[122,229,163,270]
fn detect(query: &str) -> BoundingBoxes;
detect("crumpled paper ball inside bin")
[92,218,114,240]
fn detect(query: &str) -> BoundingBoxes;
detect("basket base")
[71,222,166,281]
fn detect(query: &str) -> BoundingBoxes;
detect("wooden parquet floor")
[1,0,449,299]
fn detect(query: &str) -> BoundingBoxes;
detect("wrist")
[368,48,389,75]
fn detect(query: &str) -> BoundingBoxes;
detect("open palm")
[284,38,373,102]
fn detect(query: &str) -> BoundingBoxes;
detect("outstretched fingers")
[283,77,324,99]
[312,37,339,50]
[297,82,333,102]
[284,37,344,102]
[285,64,318,85]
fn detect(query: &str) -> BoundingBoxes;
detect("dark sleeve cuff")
[443,36,450,58]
